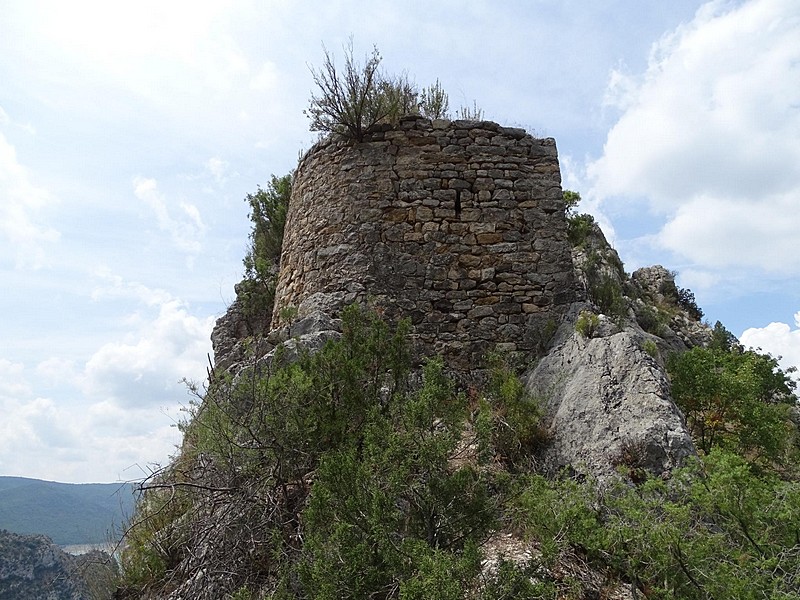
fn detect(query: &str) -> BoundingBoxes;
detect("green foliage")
[709,320,739,352]
[240,174,291,328]
[120,484,191,590]
[513,451,800,599]
[590,274,626,320]
[299,356,493,598]
[380,71,420,124]
[122,298,800,598]
[419,79,450,119]
[668,345,797,466]
[278,304,298,324]
[575,310,599,338]
[636,303,666,336]
[305,39,387,141]
[562,189,581,215]
[643,339,659,359]
[677,287,703,320]
[567,213,595,247]
[243,174,291,281]
[580,249,628,321]
[122,306,517,598]
[659,275,703,321]
[457,100,484,121]
[306,40,463,141]
[479,559,556,599]
[563,189,596,248]
[482,353,546,470]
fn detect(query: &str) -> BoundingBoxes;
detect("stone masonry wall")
[272,116,578,370]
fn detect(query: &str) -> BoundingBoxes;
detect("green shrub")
[575,311,599,338]
[305,39,387,141]
[419,79,450,119]
[306,40,463,141]
[589,274,626,321]
[119,483,191,592]
[567,213,595,247]
[668,345,797,466]
[562,189,581,215]
[299,357,493,598]
[512,451,800,599]
[636,304,665,336]
[458,100,484,121]
[480,559,556,599]
[482,352,547,470]
[642,339,659,359]
[676,286,703,320]
[240,174,291,329]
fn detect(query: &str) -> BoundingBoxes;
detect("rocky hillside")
[0,530,118,600]
[115,120,799,599]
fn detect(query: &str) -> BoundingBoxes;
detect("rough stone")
[272,117,578,370]
[527,304,696,478]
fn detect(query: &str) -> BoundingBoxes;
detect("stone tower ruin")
[272,116,578,370]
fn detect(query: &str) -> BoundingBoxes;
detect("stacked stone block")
[273,116,578,369]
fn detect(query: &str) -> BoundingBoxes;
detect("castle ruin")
[271,116,579,370]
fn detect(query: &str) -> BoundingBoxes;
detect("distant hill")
[0,477,136,546]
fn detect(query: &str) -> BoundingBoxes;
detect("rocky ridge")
[212,196,710,481]
[0,530,117,600]
[141,119,714,599]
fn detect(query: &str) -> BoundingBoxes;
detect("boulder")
[527,307,696,478]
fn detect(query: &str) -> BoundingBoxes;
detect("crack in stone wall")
[273,116,579,370]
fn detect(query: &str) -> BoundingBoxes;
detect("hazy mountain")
[0,477,136,546]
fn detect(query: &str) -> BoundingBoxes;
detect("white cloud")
[657,192,800,273]
[82,282,215,409]
[741,311,800,381]
[587,0,800,275]
[0,387,182,482]
[205,157,230,185]
[0,126,60,269]
[90,268,173,306]
[134,176,206,256]
[35,357,79,386]
[250,60,279,91]
[0,273,214,481]
[0,358,32,400]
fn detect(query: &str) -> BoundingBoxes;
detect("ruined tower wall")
[272,116,577,369]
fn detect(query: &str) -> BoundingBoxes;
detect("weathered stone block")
[271,117,577,371]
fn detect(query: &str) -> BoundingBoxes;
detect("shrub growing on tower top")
[305,39,388,141]
[306,39,480,141]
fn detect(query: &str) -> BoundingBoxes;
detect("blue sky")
[1,0,798,483]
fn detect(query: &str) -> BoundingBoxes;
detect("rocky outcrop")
[0,530,117,600]
[527,304,696,479]
[630,265,711,352]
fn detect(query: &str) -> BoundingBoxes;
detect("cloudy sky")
[1,0,798,483]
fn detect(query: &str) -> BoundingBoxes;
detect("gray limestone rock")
[527,309,696,478]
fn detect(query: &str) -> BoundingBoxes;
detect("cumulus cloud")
[587,0,800,275]
[82,285,215,409]
[0,358,32,401]
[249,60,279,91]
[205,157,230,185]
[134,176,206,256]
[0,387,182,482]
[741,311,800,381]
[0,273,214,481]
[0,121,60,269]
